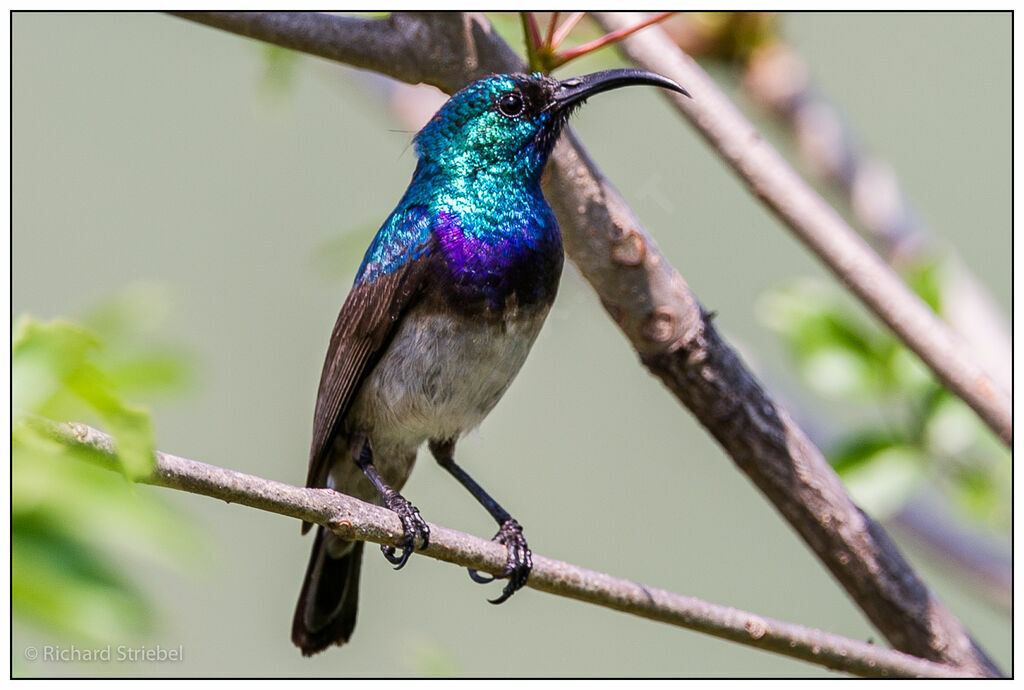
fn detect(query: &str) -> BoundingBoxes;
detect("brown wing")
[304,245,433,492]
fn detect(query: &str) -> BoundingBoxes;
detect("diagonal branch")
[166,11,1001,676]
[740,41,1011,392]
[38,419,967,679]
[592,12,1010,448]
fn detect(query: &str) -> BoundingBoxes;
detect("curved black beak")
[551,68,690,113]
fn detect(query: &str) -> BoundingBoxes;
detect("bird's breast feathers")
[345,300,550,452]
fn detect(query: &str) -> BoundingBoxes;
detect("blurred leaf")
[922,393,981,458]
[82,283,173,340]
[949,465,1005,527]
[12,317,98,414]
[13,513,153,643]
[801,346,876,398]
[922,393,1010,528]
[104,350,193,396]
[904,258,944,313]
[65,364,154,480]
[260,44,302,97]
[12,292,203,648]
[762,265,1008,531]
[884,345,934,398]
[83,284,195,401]
[829,430,907,474]
[13,423,202,570]
[758,281,891,397]
[840,444,924,521]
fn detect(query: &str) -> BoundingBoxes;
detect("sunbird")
[293,69,689,655]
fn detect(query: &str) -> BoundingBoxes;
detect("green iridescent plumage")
[357,73,566,311]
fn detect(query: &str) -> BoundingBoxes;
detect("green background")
[12,12,1010,677]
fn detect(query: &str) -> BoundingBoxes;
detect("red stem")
[551,12,585,51]
[553,12,674,67]
[523,11,543,52]
[544,12,560,49]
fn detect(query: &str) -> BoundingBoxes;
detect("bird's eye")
[497,92,525,118]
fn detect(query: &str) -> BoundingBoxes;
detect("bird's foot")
[380,490,429,570]
[467,518,532,604]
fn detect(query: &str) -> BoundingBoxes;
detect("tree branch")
[592,12,1010,448]
[740,41,1011,393]
[38,419,967,679]
[165,11,1001,676]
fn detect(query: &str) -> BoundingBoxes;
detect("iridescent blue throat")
[353,73,568,312]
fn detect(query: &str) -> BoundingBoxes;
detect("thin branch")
[592,12,1010,448]
[551,12,674,68]
[37,419,967,679]
[550,12,585,51]
[891,493,1011,612]
[522,11,543,52]
[658,23,1011,608]
[166,11,1001,676]
[543,11,560,50]
[741,42,1011,391]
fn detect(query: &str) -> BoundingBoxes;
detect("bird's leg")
[352,434,429,570]
[429,439,531,604]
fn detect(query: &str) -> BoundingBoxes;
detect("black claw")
[469,518,532,604]
[381,491,429,570]
[381,543,413,569]
[467,568,495,584]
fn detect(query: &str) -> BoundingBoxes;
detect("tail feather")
[292,528,363,656]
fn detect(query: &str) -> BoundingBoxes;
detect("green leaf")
[12,318,99,414]
[13,424,203,571]
[829,431,908,474]
[260,44,303,97]
[103,350,194,396]
[923,394,985,458]
[759,280,945,398]
[13,514,153,643]
[12,297,203,647]
[64,364,155,480]
[839,445,924,520]
[904,258,944,313]
[13,317,156,479]
[801,346,877,398]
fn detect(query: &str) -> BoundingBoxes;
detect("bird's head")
[414,69,688,181]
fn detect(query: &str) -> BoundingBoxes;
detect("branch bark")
[166,11,1002,676]
[38,419,968,679]
[593,12,1010,448]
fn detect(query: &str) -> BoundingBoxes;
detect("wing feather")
[304,209,435,489]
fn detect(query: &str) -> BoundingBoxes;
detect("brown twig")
[593,12,1010,449]
[35,418,968,679]
[741,42,1011,391]
[166,11,1002,676]
[550,11,675,68]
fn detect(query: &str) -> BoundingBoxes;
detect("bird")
[292,68,689,656]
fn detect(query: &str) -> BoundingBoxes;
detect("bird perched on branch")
[292,68,689,655]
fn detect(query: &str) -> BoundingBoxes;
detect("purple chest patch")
[433,209,562,311]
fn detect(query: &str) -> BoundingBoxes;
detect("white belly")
[340,304,549,488]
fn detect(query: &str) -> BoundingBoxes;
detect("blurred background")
[12,12,1010,677]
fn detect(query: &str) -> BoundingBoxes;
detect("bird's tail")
[291,527,364,656]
